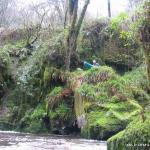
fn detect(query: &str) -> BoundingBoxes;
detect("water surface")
[0,131,107,150]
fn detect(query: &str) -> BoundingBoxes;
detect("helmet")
[93,60,96,63]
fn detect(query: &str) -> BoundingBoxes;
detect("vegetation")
[107,115,150,150]
[0,0,150,149]
[138,0,150,87]
[75,66,145,140]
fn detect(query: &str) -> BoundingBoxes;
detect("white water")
[0,131,107,150]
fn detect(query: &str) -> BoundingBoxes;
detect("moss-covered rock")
[107,116,150,150]
[74,66,145,140]
[80,98,142,140]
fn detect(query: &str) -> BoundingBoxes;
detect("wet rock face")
[51,120,80,135]
[60,124,81,135]
[42,115,51,130]
[0,84,4,100]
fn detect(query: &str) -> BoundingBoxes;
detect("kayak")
[83,61,94,69]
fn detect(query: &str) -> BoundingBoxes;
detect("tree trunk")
[65,0,90,71]
[64,6,68,29]
[108,0,111,18]
[143,45,150,88]
[75,0,90,37]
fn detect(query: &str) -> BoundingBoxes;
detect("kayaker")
[83,60,100,69]
[93,60,100,67]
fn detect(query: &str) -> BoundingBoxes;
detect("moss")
[43,67,53,86]
[45,86,63,112]
[81,111,123,140]
[18,105,47,133]
[81,98,141,140]
[25,120,48,133]
[43,67,67,87]
[0,48,10,88]
[132,88,150,107]
[30,105,46,120]
[47,103,71,120]
[74,66,145,140]
[84,66,117,84]
[45,86,74,131]
[1,27,148,140]
[0,48,10,69]
[107,116,150,150]
[47,87,63,98]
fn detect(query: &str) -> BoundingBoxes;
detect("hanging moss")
[43,67,52,86]
[43,67,67,87]
[54,103,72,121]
[45,86,63,112]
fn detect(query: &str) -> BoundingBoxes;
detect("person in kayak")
[83,60,100,69]
[93,60,100,67]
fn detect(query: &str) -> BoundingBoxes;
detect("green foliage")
[122,66,148,89]
[137,0,150,30]
[55,104,72,121]
[26,120,44,133]
[82,111,125,140]
[79,19,109,64]
[43,67,67,87]
[104,11,142,70]
[74,66,147,140]
[81,97,142,140]
[78,12,141,70]
[2,41,24,50]
[0,48,10,71]
[110,13,129,31]
[30,105,45,120]
[107,116,150,150]
[18,105,47,133]
[0,2,149,141]
[43,67,53,85]
[46,87,63,98]
[0,48,10,101]
[84,66,117,84]
[45,87,63,114]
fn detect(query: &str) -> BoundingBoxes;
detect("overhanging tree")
[139,0,150,88]
[65,0,90,71]
[108,0,111,18]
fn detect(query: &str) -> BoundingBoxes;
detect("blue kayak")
[84,61,94,69]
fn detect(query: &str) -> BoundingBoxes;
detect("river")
[0,131,107,150]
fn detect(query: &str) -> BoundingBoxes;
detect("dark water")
[0,131,107,150]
